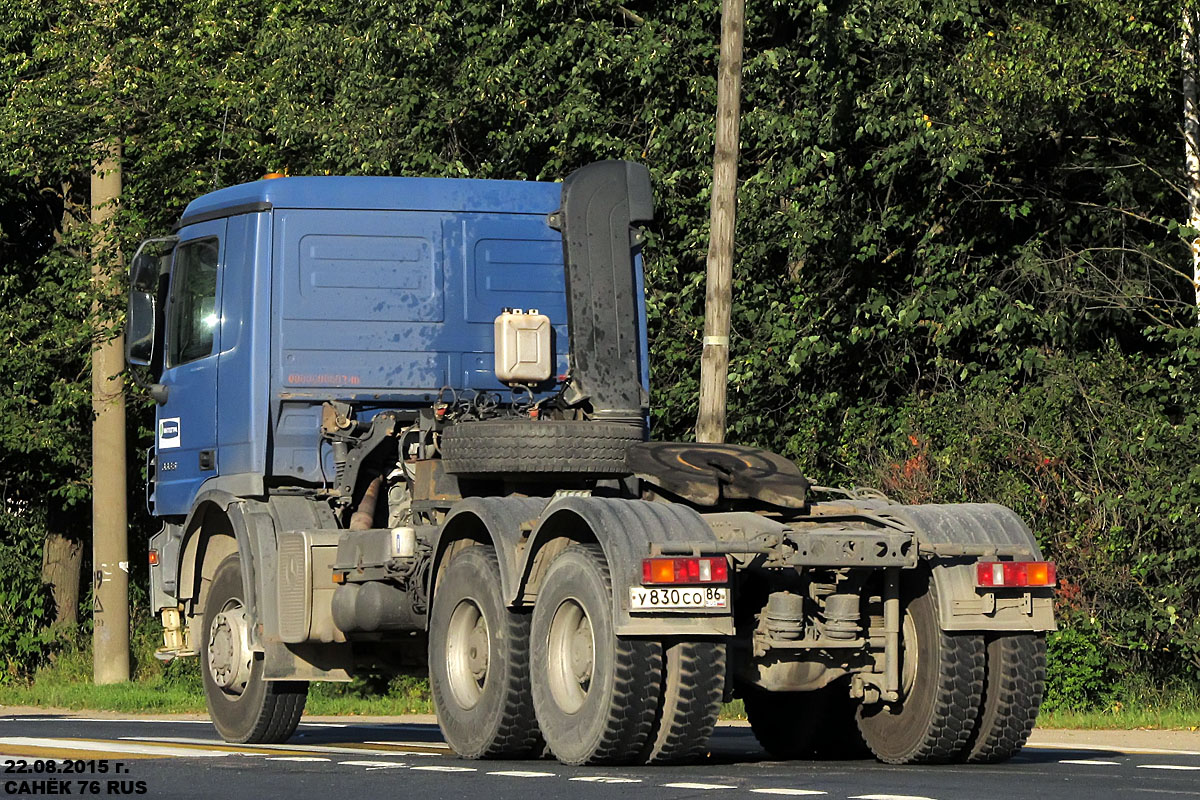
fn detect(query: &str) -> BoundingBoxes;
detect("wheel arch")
[428,497,547,623]
[178,489,277,650]
[514,497,732,637]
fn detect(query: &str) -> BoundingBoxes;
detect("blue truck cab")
[126,162,1054,766]
[132,172,647,518]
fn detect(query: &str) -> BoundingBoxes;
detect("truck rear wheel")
[530,544,663,765]
[429,546,542,759]
[202,554,307,744]
[856,571,985,764]
[962,633,1047,763]
[642,640,726,764]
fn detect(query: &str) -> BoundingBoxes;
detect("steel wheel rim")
[446,598,490,709]
[208,597,253,696]
[546,598,594,714]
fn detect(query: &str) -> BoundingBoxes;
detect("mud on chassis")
[131,161,1055,767]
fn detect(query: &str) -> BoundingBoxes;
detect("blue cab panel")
[154,174,649,515]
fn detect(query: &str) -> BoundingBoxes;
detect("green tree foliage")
[0,0,1196,696]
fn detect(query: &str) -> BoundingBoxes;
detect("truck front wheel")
[428,546,543,759]
[202,554,307,743]
[531,544,663,765]
[856,570,985,764]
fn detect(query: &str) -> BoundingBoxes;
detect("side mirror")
[125,237,176,368]
[126,289,156,366]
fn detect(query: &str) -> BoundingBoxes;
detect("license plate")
[629,586,729,611]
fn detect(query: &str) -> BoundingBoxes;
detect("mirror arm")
[127,367,169,405]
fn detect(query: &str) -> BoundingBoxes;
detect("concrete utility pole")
[91,141,130,685]
[1185,4,1200,308]
[696,0,746,443]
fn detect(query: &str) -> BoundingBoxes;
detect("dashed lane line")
[1137,765,1200,771]
[1029,743,1200,757]
[749,790,828,796]
[850,795,939,800]
[410,765,477,773]
[1059,759,1121,765]
[267,756,332,762]
[662,783,735,790]
[569,777,642,784]
[121,736,418,757]
[338,760,407,768]
[487,770,556,778]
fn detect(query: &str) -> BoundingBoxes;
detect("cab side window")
[167,238,219,366]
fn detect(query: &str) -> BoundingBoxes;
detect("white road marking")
[339,760,406,768]
[266,756,331,762]
[411,765,477,773]
[1060,759,1121,765]
[663,783,735,790]
[850,795,939,800]
[1137,764,1200,771]
[570,777,643,784]
[750,790,828,796]
[1029,743,1200,757]
[0,737,246,758]
[120,736,400,757]
[487,770,556,778]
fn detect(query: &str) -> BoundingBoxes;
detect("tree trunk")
[41,533,82,628]
[1185,3,1200,307]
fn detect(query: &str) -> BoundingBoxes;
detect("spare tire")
[440,419,643,476]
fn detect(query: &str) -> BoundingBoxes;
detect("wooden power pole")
[696,0,746,443]
[1185,3,1200,308]
[91,141,130,685]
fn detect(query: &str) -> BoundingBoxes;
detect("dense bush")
[0,505,57,681]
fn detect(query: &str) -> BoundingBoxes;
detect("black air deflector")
[552,161,653,420]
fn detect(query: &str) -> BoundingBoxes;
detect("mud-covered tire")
[428,546,543,759]
[440,420,642,475]
[202,555,307,744]
[962,633,1047,763]
[642,640,726,764]
[856,571,985,765]
[531,544,662,765]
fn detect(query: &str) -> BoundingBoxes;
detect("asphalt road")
[1,713,1198,800]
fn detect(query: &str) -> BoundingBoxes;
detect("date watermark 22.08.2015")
[4,760,147,796]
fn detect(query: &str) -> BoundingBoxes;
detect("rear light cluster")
[642,557,729,585]
[976,561,1056,588]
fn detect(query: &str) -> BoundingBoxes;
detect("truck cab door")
[154,220,225,515]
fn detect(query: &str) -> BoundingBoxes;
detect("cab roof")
[178,174,562,229]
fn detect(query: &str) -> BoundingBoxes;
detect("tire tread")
[964,634,1047,763]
